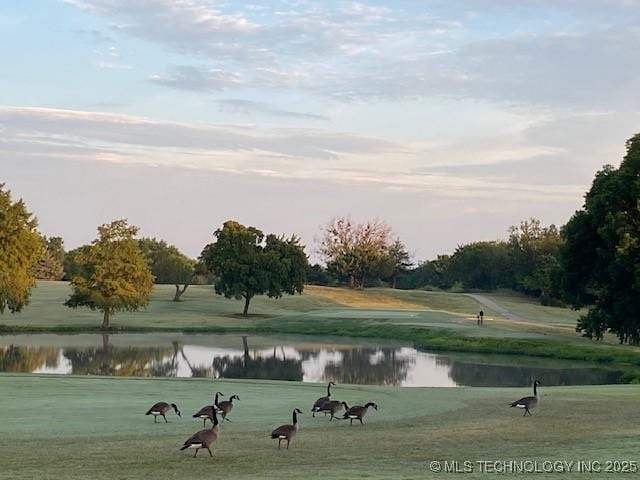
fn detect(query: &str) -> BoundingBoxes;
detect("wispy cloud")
[217,99,328,121]
[0,105,592,201]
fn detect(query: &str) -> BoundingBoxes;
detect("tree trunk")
[101,309,111,330]
[242,336,249,357]
[174,284,189,302]
[243,295,251,316]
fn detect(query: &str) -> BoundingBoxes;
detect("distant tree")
[508,218,562,303]
[200,220,308,316]
[384,237,412,288]
[319,217,393,289]
[306,264,334,286]
[65,220,155,329]
[138,238,196,301]
[0,184,42,314]
[32,236,65,281]
[396,255,452,290]
[63,245,91,280]
[560,134,640,344]
[447,241,512,290]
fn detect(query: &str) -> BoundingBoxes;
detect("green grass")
[483,290,582,327]
[2,282,639,379]
[0,282,578,339]
[1,374,638,479]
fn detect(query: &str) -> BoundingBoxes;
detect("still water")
[0,333,625,387]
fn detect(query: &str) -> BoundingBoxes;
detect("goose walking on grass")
[145,402,181,423]
[271,408,302,450]
[181,408,220,458]
[509,380,541,416]
[193,392,223,427]
[311,381,335,417]
[317,400,348,421]
[343,402,378,425]
[216,394,239,423]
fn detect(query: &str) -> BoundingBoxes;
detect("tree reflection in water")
[63,334,173,377]
[321,348,413,386]
[211,336,303,381]
[0,335,627,386]
[0,345,59,372]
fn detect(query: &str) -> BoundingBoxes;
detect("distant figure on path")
[479,310,484,326]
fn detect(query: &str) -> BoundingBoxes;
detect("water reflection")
[0,334,626,387]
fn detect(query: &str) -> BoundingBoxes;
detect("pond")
[0,333,625,387]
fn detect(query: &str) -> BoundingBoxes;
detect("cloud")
[64,1,640,112]
[216,99,328,121]
[149,66,242,91]
[0,105,591,202]
[0,105,399,161]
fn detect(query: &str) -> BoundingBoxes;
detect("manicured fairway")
[0,282,580,341]
[1,375,638,479]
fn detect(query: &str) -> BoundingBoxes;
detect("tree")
[508,218,562,304]
[319,217,393,289]
[395,255,452,290]
[32,236,65,280]
[384,237,412,288]
[306,264,335,286]
[138,238,196,301]
[63,245,91,280]
[447,241,512,290]
[64,220,155,329]
[200,220,308,316]
[560,133,640,344]
[0,184,42,314]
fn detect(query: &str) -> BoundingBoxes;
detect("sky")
[1,0,639,262]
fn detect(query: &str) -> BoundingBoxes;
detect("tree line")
[1,134,639,343]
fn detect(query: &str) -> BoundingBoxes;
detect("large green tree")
[447,241,512,290]
[0,184,42,314]
[508,218,562,304]
[65,220,155,329]
[200,220,307,315]
[560,133,640,344]
[138,238,196,301]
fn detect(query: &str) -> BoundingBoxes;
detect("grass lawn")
[0,282,581,340]
[1,374,638,479]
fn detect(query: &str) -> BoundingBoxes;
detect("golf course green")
[1,375,638,479]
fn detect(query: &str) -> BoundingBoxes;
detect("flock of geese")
[145,379,541,458]
[145,381,380,458]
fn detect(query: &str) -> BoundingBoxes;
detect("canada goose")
[343,402,378,425]
[271,408,303,450]
[180,407,219,457]
[317,400,348,421]
[193,392,223,427]
[216,394,239,423]
[509,380,541,416]
[145,402,181,423]
[311,381,335,417]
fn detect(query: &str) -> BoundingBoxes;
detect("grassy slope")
[0,282,572,339]
[1,375,638,480]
